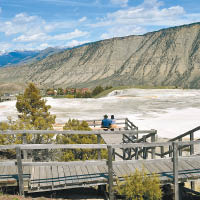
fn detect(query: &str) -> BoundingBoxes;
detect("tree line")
[45,85,112,98]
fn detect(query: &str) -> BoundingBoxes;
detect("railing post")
[143,136,147,159]
[125,118,128,130]
[112,148,116,161]
[190,132,195,190]
[22,133,27,160]
[16,147,24,196]
[173,142,179,200]
[97,134,101,160]
[169,145,173,157]
[190,132,194,155]
[151,131,156,159]
[160,146,164,158]
[136,127,139,140]
[107,145,114,200]
[178,138,182,156]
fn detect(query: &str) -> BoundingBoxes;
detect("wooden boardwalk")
[1,125,200,200]
[1,155,200,193]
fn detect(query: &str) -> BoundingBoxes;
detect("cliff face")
[0,22,200,90]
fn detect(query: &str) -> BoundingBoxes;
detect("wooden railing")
[1,140,200,200]
[2,128,200,200]
[124,118,138,130]
[84,117,138,130]
[0,129,155,161]
[120,130,157,160]
[158,126,200,158]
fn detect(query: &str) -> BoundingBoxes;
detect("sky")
[0,0,200,52]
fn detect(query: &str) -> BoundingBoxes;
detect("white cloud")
[0,12,90,51]
[93,0,200,38]
[0,13,46,36]
[13,29,88,42]
[13,33,47,42]
[52,29,88,40]
[0,12,88,43]
[101,26,146,39]
[39,43,49,49]
[79,16,87,22]
[110,0,128,7]
[0,42,12,52]
[65,40,90,47]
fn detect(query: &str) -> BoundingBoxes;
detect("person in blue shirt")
[101,114,111,129]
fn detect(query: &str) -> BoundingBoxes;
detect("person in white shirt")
[110,115,117,130]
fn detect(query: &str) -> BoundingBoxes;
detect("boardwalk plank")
[178,160,191,180]
[92,164,106,183]
[184,159,200,180]
[31,166,40,189]
[113,165,121,177]
[114,165,125,177]
[2,166,9,182]
[63,165,73,185]
[45,166,53,188]
[51,166,60,187]
[74,165,83,184]
[39,166,47,188]
[120,163,131,176]
[147,162,165,173]
[157,160,171,172]
[57,166,65,186]
[6,165,17,181]
[68,164,78,185]
[127,163,137,174]
[80,165,91,183]
[97,164,108,180]
[86,165,99,183]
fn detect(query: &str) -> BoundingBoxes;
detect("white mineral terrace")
[0,88,200,138]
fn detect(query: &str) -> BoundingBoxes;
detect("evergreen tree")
[92,86,104,96]
[16,83,56,132]
[57,88,64,95]
[16,83,56,160]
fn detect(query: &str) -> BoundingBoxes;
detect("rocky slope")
[0,22,200,91]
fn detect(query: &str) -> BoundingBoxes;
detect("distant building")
[0,93,17,102]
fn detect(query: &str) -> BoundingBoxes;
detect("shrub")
[56,119,107,161]
[115,168,162,200]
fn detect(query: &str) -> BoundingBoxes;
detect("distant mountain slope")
[0,47,66,67]
[0,22,200,91]
[0,50,39,66]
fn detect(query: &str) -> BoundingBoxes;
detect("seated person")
[101,114,111,129]
[110,115,117,130]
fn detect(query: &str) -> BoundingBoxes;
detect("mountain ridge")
[0,47,67,67]
[0,22,200,92]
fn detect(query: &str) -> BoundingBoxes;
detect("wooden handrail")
[122,132,156,145]
[169,126,200,141]
[125,118,137,128]
[1,140,200,150]
[0,144,108,150]
[159,126,200,157]
[1,140,200,200]
[0,129,155,135]
[84,118,126,122]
